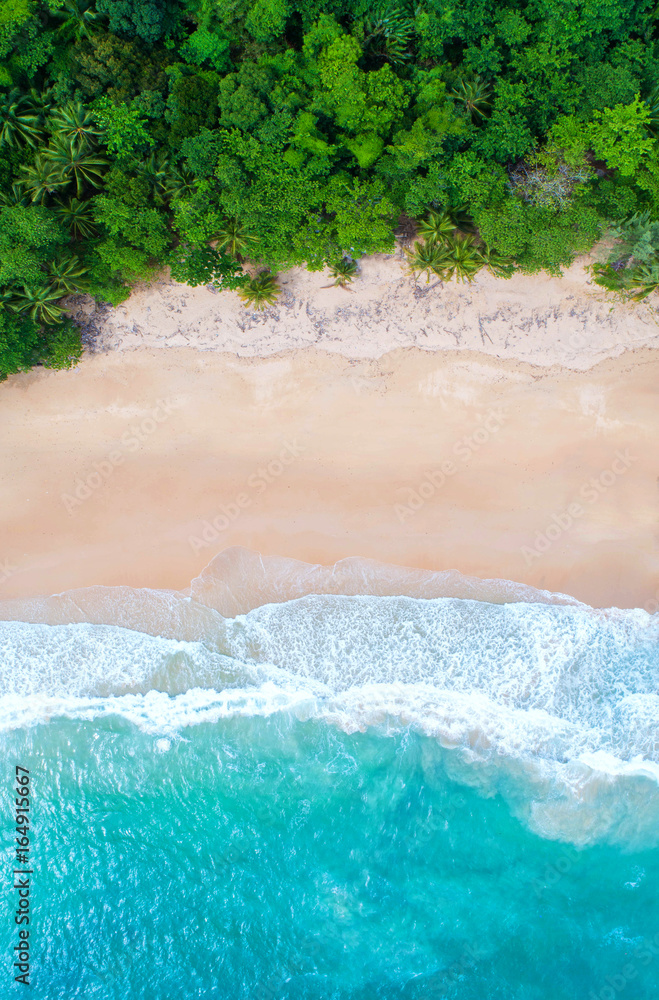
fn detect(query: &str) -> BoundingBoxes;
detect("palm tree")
[52,0,101,42]
[593,259,659,300]
[416,209,455,244]
[43,136,108,197]
[450,76,491,121]
[8,285,66,324]
[442,234,485,283]
[136,151,195,207]
[447,203,476,233]
[20,154,68,203]
[162,164,196,203]
[627,263,659,299]
[135,150,172,206]
[46,255,90,295]
[590,262,625,294]
[645,85,659,137]
[0,89,43,148]
[325,258,358,287]
[216,218,256,260]
[363,4,415,65]
[478,245,515,279]
[53,196,97,239]
[0,182,30,207]
[49,101,102,145]
[238,271,280,310]
[25,88,56,119]
[405,239,451,282]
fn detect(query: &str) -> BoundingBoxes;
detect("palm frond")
[237,271,280,310]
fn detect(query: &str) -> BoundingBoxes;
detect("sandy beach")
[69,252,659,369]
[2,251,659,610]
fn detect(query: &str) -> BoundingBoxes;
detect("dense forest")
[2,0,659,375]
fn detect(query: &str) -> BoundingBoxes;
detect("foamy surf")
[0,546,585,629]
[1,552,657,847]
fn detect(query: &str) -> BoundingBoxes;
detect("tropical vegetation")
[3,0,659,376]
[326,258,358,288]
[238,270,281,310]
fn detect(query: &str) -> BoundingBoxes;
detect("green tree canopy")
[1,0,659,375]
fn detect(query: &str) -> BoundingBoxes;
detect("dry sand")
[1,334,658,609]
[69,252,659,370]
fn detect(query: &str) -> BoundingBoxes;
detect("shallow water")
[1,553,658,998]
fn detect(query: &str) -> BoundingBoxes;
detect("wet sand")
[1,345,657,609]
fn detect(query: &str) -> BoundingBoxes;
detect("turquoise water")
[2,577,659,998]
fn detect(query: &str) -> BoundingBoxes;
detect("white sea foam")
[0,620,236,697]
[1,589,658,846]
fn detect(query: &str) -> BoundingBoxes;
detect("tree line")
[2,0,659,376]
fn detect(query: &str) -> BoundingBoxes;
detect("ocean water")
[1,551,658,999]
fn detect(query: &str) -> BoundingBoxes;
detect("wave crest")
[1,550,657,847]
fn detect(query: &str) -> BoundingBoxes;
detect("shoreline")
[1,338,658,610]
